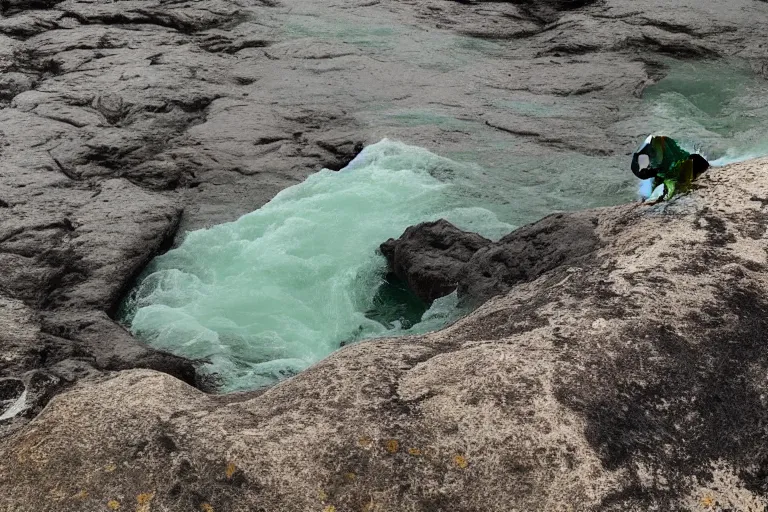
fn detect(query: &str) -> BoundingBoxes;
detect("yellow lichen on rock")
[453,455,468,469]
[73,490,89,500]
[322,505,336,512]
[343,472,356,482]
[105,464,117,472]
[385,440,399,454]
[683,461,767,511]
[136,493,154,504]
[408,447,421,456]
[136,492,155,512]
[358,436,373,449]
[226,462,237,479]
[107,499,121,510]
[201,503,214,512]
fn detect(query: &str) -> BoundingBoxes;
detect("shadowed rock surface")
[379,219,492,303]
[459,209,603,305]
[3,158,768,511]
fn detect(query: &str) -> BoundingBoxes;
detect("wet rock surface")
[380,219,492,303]
[3,158,768,510]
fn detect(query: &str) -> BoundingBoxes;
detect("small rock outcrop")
[458,210,602,304]
[379,219,492,303]
[381,211,602,306]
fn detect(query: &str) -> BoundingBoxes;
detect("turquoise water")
[123,58,768,392]
[121,141,511,391]
[638,59,768,165]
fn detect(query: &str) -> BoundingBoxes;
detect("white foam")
[125,140,511,391]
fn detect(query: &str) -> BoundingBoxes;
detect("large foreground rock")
[3,158,768,510]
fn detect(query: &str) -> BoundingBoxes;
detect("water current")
[122,56,768,391]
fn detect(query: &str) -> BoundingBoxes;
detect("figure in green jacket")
[631,135,710,201]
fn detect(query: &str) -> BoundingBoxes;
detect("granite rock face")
[2,158,768,511]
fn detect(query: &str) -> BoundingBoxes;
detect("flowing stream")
[121,28,768,392]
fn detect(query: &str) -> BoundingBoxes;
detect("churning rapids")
[121,59,768,392]
[120,141,513,391]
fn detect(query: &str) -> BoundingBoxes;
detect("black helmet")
[631,135,660,180]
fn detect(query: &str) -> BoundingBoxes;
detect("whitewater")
[122,59,768,392]
[121,140,512,390]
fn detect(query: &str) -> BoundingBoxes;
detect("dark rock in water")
[380,212,601,307]
[379,219,492,303]
[459,210,602,306]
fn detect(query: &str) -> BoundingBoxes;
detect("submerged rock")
[3,158,768,510]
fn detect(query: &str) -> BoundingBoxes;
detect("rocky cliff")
[2,158,768,511]
[2,0,768,426]
[3,0,768,509]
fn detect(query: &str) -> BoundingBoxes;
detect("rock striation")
[2,158,768,510]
